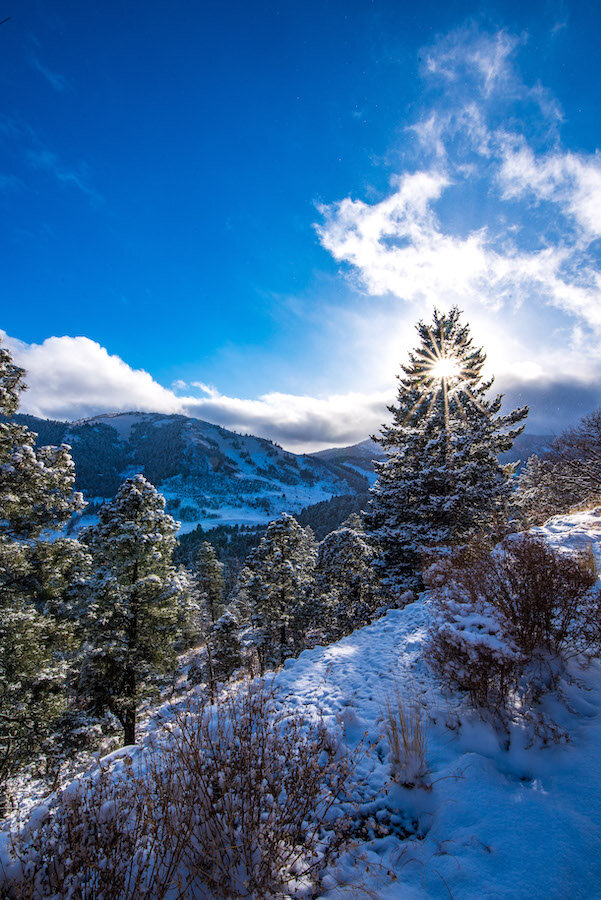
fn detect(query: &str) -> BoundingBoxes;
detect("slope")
[6,511,601,897]
[13,411,367,532]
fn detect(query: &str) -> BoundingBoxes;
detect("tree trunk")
[123,705,136,746]
[280,623,287,663]
[0,780,8,821]
[123,561,139,746]
[205,638,216,701]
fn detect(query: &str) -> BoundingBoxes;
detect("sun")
[406,330,487,433]
[428,355,462,381]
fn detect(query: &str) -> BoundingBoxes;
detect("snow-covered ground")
[6,510,601,897]
[277,599,601,898]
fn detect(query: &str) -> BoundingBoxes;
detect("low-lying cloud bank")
[3,331,599,452]
[1,332,390,452]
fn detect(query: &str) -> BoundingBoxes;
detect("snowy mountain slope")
[13,411,367,532]
[310,432,554,486]
[310,438,384,486]
[7,510,601,897]
[498,432,554,465]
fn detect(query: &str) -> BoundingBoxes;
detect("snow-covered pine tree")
[341,512,364,531]
[79,475,185,745]
[241,513,315,671]
[515,455,562,526]
[175,564,207,649]
[315,524,381,639]
[209,610,242,683]
[196,540,225,624]
[365,307,528,591]
[0,338,85,815]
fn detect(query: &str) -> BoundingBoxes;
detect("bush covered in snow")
[426,534,600,712]
[4,680,359,900]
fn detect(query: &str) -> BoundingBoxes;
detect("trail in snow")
[272,514,601,897]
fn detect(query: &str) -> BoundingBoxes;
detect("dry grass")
[381,686,428,788]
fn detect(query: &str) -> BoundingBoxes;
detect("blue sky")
[2,0,601,449]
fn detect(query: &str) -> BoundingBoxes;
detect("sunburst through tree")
[364,306,528,592]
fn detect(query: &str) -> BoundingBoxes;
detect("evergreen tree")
[315,524,381,639]
[79,475,185,745]
[209,610,242,683]
[26,537,92,625]
[196,540,225,624]
[0,338,85,814]
[365,307,528,590]
[241,513,315,671]
[515,455,557,526]
[515,409,601,523]
[174,564,207,649]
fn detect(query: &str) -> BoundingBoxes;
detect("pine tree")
[315,524,381,639]
[365,307,528,590]
[241,513,315,671]
[209,610,242,683]
[0,338,85,814]
[79,475,185,745]
[175,564,207,649]
[196,541,225,624]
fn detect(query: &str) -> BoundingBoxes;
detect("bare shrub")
[171,679,358,898]
[5,680,359,900]
[5,750,193,899]
[427,591,522,710]
[426,534,601,712]
[447,536,598,656]
[382,686,428,787]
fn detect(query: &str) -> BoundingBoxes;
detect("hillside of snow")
[13,411,368,532]
[309,438,385,485]
[6,510,601,897]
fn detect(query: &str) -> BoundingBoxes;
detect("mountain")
[309,438,385,485]
[15,411,368,533]
[498,432,554,464]
[310,432,555,479]
[17,411,554,535]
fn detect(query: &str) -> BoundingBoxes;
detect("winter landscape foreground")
[5,305,601,898]
[4,509,601,898]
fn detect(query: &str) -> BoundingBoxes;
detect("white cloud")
[317,169,601,333]
[27,150,102,202]
[3,333,182,420]
[422,28,521,96]
[421,25,561,121]
[498,140,601,240]
[2,331,391,452]
[29,55,71,93]
[183,386,391,450]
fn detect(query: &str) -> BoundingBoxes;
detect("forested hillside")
[11,412,368,532]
